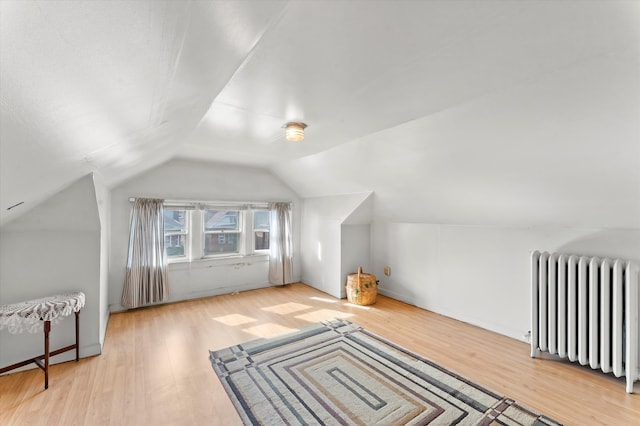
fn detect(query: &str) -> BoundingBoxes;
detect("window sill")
[167,253,269,271]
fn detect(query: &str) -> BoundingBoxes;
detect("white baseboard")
[109,281,273,313]
[377,287,412,304]
[377,287,526,343]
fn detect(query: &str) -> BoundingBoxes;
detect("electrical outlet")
[384,266,391,276]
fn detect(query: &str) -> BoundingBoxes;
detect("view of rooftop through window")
[164,209,186,257]
[163,207,271,260]
[204,210,240,255]
[254,210,270,251]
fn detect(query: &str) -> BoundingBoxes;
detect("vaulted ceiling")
[1,1,638,228]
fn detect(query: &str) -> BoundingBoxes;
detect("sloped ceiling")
[1,1,638,228]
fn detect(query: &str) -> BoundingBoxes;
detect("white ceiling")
[1,0,639,227]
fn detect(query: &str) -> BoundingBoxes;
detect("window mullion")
[191,210,203,260]
[243,210,251,256]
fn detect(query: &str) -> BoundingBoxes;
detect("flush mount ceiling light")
[284,122,307,142]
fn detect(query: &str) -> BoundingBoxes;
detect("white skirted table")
[0,291,85,389]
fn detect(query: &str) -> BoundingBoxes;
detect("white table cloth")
[0,291,85,333]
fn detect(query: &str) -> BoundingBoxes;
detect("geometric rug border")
[210,318,563,426]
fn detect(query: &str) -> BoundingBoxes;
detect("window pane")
[204,232,239,255]
[204,210,239,232]
[253,210,270,230]
[165,234,186,257]
[164,209,186,233]
[253,210,270,251]
[255,231,270,250]
[164,209,187,258]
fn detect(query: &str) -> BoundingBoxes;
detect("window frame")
[252,209,271,253]
[163,208,190,261]
[201,209,243,258]
[159,201,278,264]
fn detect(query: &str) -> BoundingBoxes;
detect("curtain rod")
[128,197,293,207]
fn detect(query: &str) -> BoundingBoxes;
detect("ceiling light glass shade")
[285,122,307,142]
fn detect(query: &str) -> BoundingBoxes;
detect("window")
[203,210,240,256]
[253,210,270,251]
[160,202,276,263]
[163,209,188,259]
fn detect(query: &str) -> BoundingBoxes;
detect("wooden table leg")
[75,310,80,362]
[44,320,50,390]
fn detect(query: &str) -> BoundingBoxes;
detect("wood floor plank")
[1,282,638,425]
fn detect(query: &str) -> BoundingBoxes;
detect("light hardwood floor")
[1,283,638,425]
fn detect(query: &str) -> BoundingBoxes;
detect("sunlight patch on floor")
[261,302,312,314]
[295,309,354,322]
[344,303,372,310]
[212,313,257,326]
[243,323,296,338]
[309,296,338,304]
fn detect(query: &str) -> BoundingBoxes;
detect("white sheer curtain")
[269,202,293,286]
[121,198,169,309]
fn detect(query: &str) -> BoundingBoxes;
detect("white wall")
[372,222,640,341]
[0,174,103,370]
[300,198,342,298]
[93,173,111,344]
[300,192,372,298]
[340,225,371,299]
[340,194,374,298]
[109,158,301,311]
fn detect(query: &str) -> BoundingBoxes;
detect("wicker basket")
[346,267,377,305]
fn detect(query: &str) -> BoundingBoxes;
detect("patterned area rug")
[210,318,562,425]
